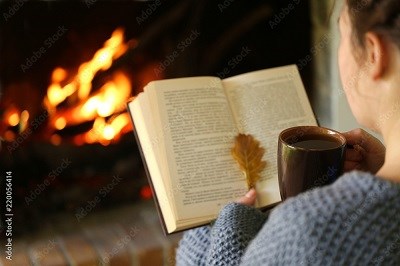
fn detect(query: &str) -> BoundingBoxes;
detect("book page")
[147,77,246,221]
[128,94,177,233]
[223,65,317,207]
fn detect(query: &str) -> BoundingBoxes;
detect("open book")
[127,65,317,234]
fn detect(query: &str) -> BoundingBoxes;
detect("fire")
[0,28,135,145]
[3,107,29,132]
[4,106,20,127]
[45,28,127,110]
[74,112,130,146]
[54,117,66,130]
[20,110,30,132]
[79,72,131,119]
[43,28,132,145]
[76,29,127,100]
[8,112,19,127]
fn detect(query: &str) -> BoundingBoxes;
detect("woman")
[176,0,400,265]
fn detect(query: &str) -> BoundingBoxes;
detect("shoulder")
[241,171,400,265]
[269,170,400,233]
[274,170,400,221]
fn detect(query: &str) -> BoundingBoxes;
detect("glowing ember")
[54,117,67,130]
[19,110,30,132]
[52,67,67,82]
[4,130,15,141]
[50,134,62,146]
[8,112,19,127]
[140,185,152,199]
[4,107,24,130]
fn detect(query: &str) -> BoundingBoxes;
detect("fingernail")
[245,189,256,198]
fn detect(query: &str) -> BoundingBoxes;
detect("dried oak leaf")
[231,133,267,189]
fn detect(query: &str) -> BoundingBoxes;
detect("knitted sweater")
[176,171,400,265]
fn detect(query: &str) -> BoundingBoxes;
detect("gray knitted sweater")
[176,171,400,265]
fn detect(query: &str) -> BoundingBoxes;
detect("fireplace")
[0,0,312,264]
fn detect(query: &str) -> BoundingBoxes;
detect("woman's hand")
[235,188,257,206]
[342,128,386,174]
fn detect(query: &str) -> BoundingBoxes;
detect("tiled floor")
[0,201,182,266]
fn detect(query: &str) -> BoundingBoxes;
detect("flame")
[4,107,21,128]
[2,108,29,139]
[45,28,128,109]
[79,72,131,119]
[80,113,130,146]
[20,110,29,131]
[54,117,67,130]
[46,83,75,108]
[43,28,133,145]
[76,28,127,100]
[8,112,19,127]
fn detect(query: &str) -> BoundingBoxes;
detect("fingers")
[344,144,364,172]
[342,128,386,174]
[342,128,367,146]
[345,145,364,161]
[235,188,257,206]
[344,160,361,172]
[342,128,384,153]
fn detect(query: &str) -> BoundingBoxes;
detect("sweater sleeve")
[176,226,212,266]
[176,202,268,266]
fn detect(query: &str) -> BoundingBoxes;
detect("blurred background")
[0,0,355,265]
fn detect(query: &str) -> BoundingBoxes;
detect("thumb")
[235,188,257,206]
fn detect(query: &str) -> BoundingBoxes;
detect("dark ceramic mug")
[277,126,346,200]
